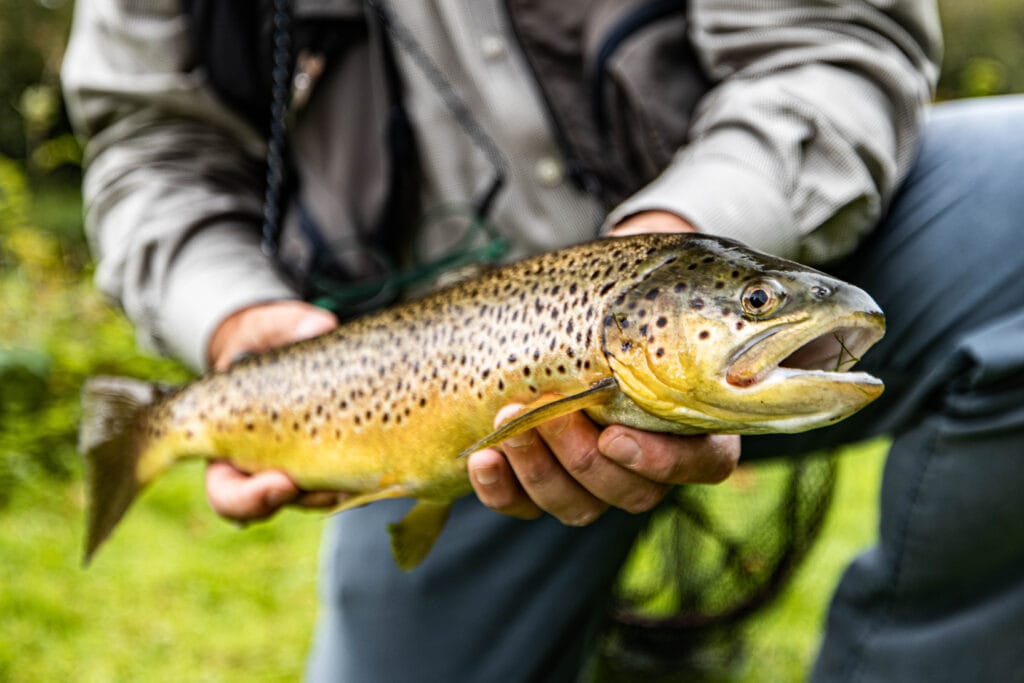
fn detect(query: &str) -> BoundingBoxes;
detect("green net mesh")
[600,453,838,680]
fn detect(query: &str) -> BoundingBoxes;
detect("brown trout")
[79,233,885,569]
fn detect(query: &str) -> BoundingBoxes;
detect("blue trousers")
[305,96,1024,682]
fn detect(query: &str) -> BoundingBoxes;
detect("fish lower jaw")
[765,366,883,387]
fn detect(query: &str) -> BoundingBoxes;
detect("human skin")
[203,211,741,523]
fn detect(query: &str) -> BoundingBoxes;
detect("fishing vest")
[183,0,710,313]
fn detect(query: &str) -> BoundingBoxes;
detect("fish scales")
[150,238,662,495]
[79,233,886,568]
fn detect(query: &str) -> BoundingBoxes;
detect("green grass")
[0,466,324,683]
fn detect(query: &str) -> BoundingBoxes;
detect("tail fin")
[78,376,170,565]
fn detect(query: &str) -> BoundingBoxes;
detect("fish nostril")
[811,286,832,300]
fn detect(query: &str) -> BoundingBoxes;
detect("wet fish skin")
[79,233,885,569]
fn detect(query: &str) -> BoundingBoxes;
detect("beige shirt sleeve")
[608,0,942,265]
[62,0,298,371]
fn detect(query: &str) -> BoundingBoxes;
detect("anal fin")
[455,377,617,459]
[388,500,453,571]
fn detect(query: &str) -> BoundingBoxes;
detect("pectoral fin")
[388,500,453,571]
[455,377,618,458]
[328,485,411,515]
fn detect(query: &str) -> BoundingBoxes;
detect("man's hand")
[205,300,341,523]
[468,408,740,523]
[468,209,742,524]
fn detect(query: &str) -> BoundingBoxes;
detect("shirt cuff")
[157,223,299,371]
[606,154,800,260]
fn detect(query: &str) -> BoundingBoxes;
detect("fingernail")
[294,313,332,340]
[603,433,641,466]
[473,465,500,486]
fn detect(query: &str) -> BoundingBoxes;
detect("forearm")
[610,0,942,264]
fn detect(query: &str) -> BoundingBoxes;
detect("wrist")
[207,300,338,371]
[609,210,698,237]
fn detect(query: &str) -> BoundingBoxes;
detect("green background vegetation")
[1,1,1021,680]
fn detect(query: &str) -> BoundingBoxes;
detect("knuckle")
[563,445,601,477]
[705,445,740,484]
[647,450,682,483]
[622,485,667,514]
[520,460,554,488]
[559,502,606,527]
[483,493,519,513]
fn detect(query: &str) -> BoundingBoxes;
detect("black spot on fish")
[656,317,668,328]
[599,282,615,296]
[674,282,687,293]
[699,330,710,340]
[715,281,725,289]
[687,263,698,270]
[645,289,660,301]
[702,256,714,264]
[691,298,705,310]
[656,348,665,358]
[736,321,745,330]
[621,341,632,352]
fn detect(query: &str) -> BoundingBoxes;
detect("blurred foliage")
[0,159,190,506]
[0,0,79,172]
[937,0,1024,99]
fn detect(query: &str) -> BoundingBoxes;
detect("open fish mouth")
[726,314,885,388]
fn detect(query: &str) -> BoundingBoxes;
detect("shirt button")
[534,157,565,187]
[480,35,506,60]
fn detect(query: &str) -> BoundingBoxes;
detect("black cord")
[261,0,293,257]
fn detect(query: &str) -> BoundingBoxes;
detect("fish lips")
[725,312,886,391]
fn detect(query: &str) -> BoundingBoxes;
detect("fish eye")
[741,281,782,317]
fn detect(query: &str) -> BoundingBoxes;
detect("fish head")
[601,235,885,434]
